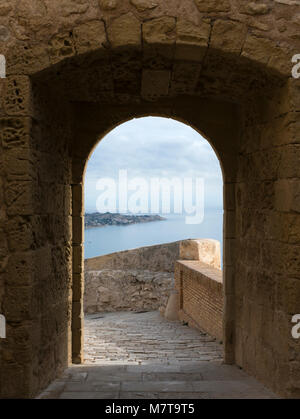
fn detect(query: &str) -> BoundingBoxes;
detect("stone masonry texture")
[0,0,299,399]
[84,240,221,314]
[84,269,174,313]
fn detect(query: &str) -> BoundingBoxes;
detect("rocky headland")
[85,212,166,228]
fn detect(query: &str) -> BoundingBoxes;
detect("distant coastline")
[84,212,166,228]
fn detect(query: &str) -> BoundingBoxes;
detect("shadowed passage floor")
[39,311,277,399]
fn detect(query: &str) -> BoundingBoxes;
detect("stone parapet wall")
[175,260,223,342]
[84,269,173,313]
[84,239,220,314]
[85,241,181,273]
[85,239,221,273]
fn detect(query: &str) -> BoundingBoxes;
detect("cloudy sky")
[84,117,223,214]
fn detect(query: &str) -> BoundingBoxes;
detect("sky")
[84,116,223,214]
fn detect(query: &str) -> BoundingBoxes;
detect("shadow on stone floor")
[38,312,277,399]
[38,362,278,399]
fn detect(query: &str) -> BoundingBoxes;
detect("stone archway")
[0,1,299,399]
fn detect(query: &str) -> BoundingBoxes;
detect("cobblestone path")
[84,311,223,364]
[39,312,277,399]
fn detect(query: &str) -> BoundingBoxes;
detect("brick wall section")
[175,261,223,342]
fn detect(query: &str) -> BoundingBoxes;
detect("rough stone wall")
[175,260,223,343]
[85,239,221,272]
[0,77,72,397]
[84,240,219,314]
[84,269,173,313]
[234,82,300,397]
[179,239,221,269]
[0,0,298,399]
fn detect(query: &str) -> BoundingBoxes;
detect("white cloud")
[85,117,223,212]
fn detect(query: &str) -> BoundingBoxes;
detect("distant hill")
[84,212,166,228]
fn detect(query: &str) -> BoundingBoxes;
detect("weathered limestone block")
[242,34,290,76]
[170,62,201,95]
[73,245,83,275]
[6,42,50,76]
[210,20,247,55]
[99,0,118,10]
[72,184,83,216]
[6,216,34,252]
[0,1,11,16]
[72,301,83,330]
[268,212,300,245]
[268,242,300,278]
[54,0,89,17]
[73,21,107,54]
[172,60,200,81]
[4,148,35,181]
[0,118,32,150]
[179,239,221,269]
[15,0,48,32]
[64,186,72,217]
[194,0,231,12]
[275,179,300,213]
[85,63,114,96]
[72,273,83,302]
[259,113,299,148]
[257,84,292,121]
[143,16,176,61]
[48,32,76,65]
[3,285,34,321]
[7,252,35,286]
[2,76,32,116]
[130,0,158,12]
[242,2,270,15]
[72,216,83,245]
[4,181,34,216]
[268,47,292,76]
[279,145,300,179]
[242,33,274,65]
[143,16,176,45]
[107,13,141,49]
[175,19,211,62]
[141,69,171,100]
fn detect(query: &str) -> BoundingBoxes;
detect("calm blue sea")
[84,210,223,259]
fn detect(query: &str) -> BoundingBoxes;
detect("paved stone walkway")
[84,311,223,364]
[39,311,277,399]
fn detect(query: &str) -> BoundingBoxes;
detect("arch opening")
[82,115,224,367]
[83,116,223,351]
